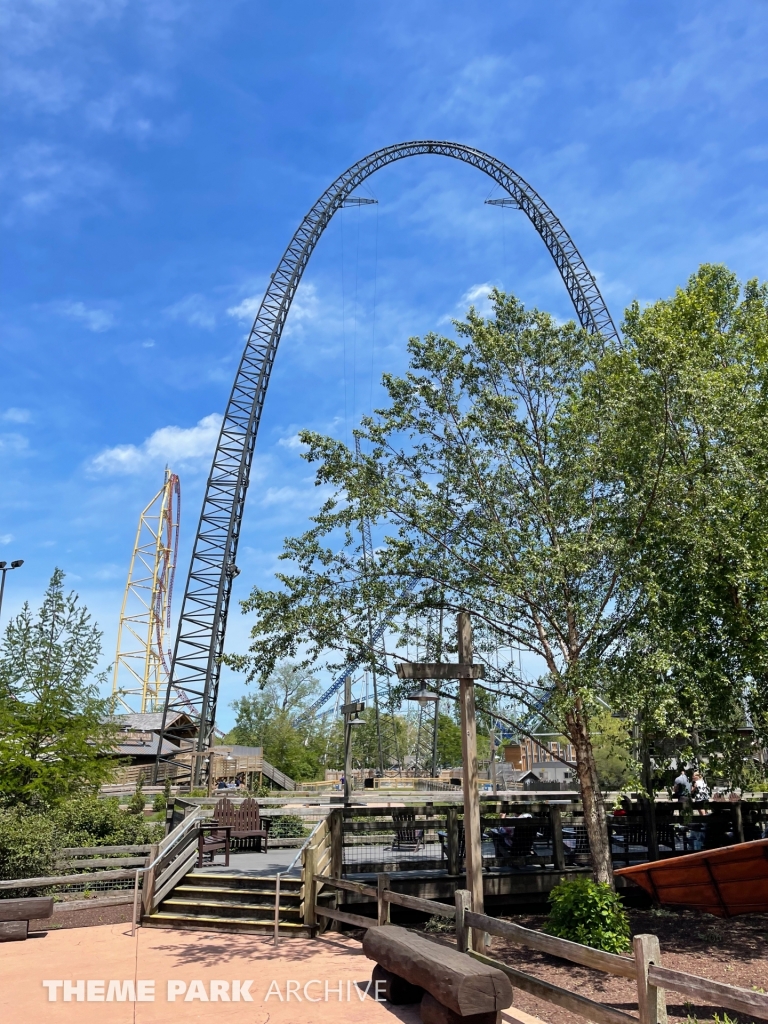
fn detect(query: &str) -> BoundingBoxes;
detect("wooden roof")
[615,838,768,917]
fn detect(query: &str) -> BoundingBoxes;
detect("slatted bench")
[0,897,54,942]
[364,924,513,1024]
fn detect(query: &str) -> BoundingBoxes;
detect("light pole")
[0,559,24,623]
[341,672,366,805]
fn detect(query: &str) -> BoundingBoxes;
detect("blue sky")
[1,1,767,729]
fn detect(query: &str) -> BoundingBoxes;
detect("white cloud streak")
[89,413,222,474]
[57,300,114,332]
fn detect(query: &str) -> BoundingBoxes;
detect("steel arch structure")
[154,140,619,783]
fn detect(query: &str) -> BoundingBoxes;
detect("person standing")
[692,770,710,802]
[673,768,691,799]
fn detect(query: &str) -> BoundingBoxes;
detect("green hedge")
[544,878,631,953]
[0,796,164,889]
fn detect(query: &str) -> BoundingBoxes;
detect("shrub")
[51,796,163,847]
[127,781,146,816]
[152,791,167,814]
[0,807,56,884]
[544,878,631,953]
[269,814,308,838]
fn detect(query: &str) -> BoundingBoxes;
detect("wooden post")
[330,808,343,879]
[457,610,485,955]
[640,796,659,861]
[303,844,317,927]
[377,872,390,926]
[446,806,460,876]
[732,801,745,844]
[141,843,160,918]
[549,805,566,871]
[634,933,668,1024]
[454,888,472,953]
[490,727,497,795]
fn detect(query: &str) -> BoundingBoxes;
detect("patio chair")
[213,797,269,851]
[392,811,424,852]
[488,823,539,864]
[197,824,232,867]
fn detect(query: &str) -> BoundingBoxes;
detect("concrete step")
[143,912,312,936]
[173,884,302,905]
[161,898,303,920]
[183,873,302,891]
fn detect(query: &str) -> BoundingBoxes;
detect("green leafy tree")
[435,712,463,768]
[225,663,327,782]
[0,570,118,808]
[235,269,768,882]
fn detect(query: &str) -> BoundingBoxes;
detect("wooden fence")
[312,877,768,1024]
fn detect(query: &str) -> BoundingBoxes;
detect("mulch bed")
[489,908,768,1024]
[34,902,134,932]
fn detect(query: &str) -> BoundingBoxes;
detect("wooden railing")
[312,876,768,1024]
[141,806,204,916]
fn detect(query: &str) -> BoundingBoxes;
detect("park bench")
[364,923,513,1024]
[212,797,269,851]
[0,897,54,942]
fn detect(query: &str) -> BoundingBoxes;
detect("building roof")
[113,711,194,732]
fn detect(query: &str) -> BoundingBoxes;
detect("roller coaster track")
[154,141,619,784]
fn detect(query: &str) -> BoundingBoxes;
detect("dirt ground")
[35,901,134,931]
[486,908,768,1024]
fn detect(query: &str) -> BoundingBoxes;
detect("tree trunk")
[567,704,614,888]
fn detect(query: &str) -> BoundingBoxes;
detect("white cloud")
[1,407,31,423]
[89,413,222,474]
[0,433,29,455]
[164,293,216,329]
[0,534,13,545]
[277,433,308,452]
[227,295,261,322]
[57,300,114,332]
[439,282,496,325]
[227,282,321,339]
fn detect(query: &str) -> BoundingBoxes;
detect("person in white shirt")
[692,771,710,802]
[673,769,691,799]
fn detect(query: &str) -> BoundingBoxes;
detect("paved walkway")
[0,923,421,1023]
[197,847,300,875]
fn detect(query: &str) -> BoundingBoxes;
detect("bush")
[269,814,308,838]
[127,781,146,816]
[152,792,167,813]
[51,796,163,847]
[544,878,631,953]
[0,807,56,884]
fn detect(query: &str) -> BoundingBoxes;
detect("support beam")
[458,610,485,955]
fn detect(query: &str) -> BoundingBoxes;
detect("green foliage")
[268,813,308,838]
[152,792,167,813]
[545,878,631,953]
[225,663,327,782]
[436,712,464,768]
[51,796,163,847]
[127,780,146,815]
[0,570,119,809]
[0,805,56,883]
[0,796,163,889]
[590,713,638,793]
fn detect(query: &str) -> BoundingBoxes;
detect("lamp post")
[0,559,24,623]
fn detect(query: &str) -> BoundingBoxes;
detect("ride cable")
[154,140,619,784]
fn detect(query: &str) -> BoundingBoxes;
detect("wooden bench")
[212,798,269,851]
[0,897,54,942]
[364,924,513,1024]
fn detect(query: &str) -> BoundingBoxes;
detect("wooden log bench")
[364,924,513,1024]
[0,897,54,942]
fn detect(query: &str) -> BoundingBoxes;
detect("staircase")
[143,872,322,936]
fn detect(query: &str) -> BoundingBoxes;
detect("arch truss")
[154,140,619,783]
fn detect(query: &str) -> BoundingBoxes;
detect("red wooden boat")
[615,837,768,917]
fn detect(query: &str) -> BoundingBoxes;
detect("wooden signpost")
[396,610,486,953]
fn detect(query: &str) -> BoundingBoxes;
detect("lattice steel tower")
[112,469,181,714]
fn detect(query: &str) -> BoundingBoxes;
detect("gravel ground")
[34,902,134,932]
